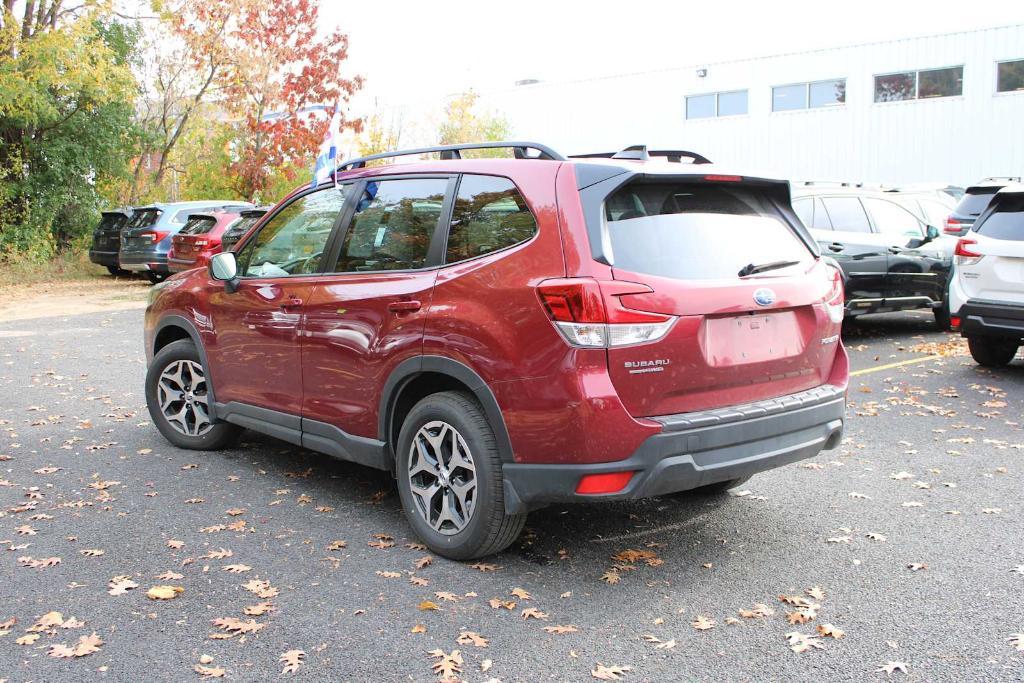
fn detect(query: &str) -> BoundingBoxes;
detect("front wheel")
[145,271,168,284]
[967,336,1019,367]
[145,340,240,450]
[396,391,525,560]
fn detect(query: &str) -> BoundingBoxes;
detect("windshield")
[604,183,814,280]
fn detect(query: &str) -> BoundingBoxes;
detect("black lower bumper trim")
[958,299,1024,339]
[502,387,845,514]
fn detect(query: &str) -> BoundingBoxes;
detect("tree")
[0,2,140,257]
[437,90,511,150]
[221,0,362,202]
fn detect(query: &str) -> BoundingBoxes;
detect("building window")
[997,59,1024,93]
[772,79,846,111]
[874,66,963,102]
[686,90,747,119]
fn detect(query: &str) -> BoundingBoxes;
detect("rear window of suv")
[974,194,1024,241]
[604,182,814,280]
[125,209,161,231]
[179,216,217,235]
[955,188,999,217]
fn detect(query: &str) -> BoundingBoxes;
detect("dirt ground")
[0,276,150,323]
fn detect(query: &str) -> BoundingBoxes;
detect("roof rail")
[336,141,566,171]
[977,176,1022,183]
[569,145,712,164]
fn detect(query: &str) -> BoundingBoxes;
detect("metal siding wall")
[481,25,1024,186]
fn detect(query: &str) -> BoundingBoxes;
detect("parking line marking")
[850,354,943,377]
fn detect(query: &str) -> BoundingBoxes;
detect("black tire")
[106,265,124,277]
[934,301,952,331]
[967,336,1019,368]
[395,391,525,560]
[145,271,168,285]
[145,339,240,450]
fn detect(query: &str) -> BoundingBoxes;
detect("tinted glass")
[179,216,217,235]
[717,90,747,116]
[974,195,1024,241]
[955,188,998,216]
[820,197,871,233]
[863,198,923,238]
[997,59,1024,93]
[126,209,161,230]
[446,175,536,263]
[918,66,962,98]
[685,94,715,119]
[812,198,833,230]
[604,183,812,280]
[772,84,806,111]
[237,188,347,277]
[809,79,846,107]
[792,198,813,227]
[335,178,447,272]
[875,72,915,102]
[222,215,262,249]
[97,214,126,233]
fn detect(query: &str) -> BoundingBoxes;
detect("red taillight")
[703,174,743,182]
[141,230,168,244]
[944,216,962,234]
[824,263,844,324]
[575,471,634,495]
[954,238,981,258]
[538,279,605,323]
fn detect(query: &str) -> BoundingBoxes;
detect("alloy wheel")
[407,421,477,535]
[157,359,213,437]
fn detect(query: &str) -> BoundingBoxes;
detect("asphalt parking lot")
[1,303,1023,682]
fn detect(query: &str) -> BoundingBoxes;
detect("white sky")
[324,0,1024,113]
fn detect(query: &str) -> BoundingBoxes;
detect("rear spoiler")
[570,146,712,165]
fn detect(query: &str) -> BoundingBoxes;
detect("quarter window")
[236,187,347,277]
[445,175,537,263]
[862,198,923,238]
[335,178,448,272]
[997,59,1024,93]
[875,66,963,102]
[820,197,871,233]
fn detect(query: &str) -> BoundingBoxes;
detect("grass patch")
[0,251,109,288]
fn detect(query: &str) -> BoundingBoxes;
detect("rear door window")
[335,178,448,272]
[603,182,813,280]
[445,175,537,263]
[974,194,1024,241]
[862,198,923,239]
[820,197,871,233]
[955,188,998,217]
[811,198,833,230]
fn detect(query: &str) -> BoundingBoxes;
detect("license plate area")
[701,311,805,367]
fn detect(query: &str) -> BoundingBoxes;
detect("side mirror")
[925,224,940,241]
[209,252,239,292]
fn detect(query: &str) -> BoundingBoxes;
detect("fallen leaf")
[428,649,463,679]
[376,571,401,578]
[410,624,426,634]
[806,586,826,602]
[691,615,715,631]
[16,633,41,645]
[785,631,824,653]
[521,607,549,620]
[194,664,226,679]
[48,632,103,658]
[544,624,579,634]
[327,540,347,551]
[817,623,845,639]
[204,548,233,560]
[146,585,184,600]
[211,617,264,635]
[414,556,433,570]
[456,630,488,647]
[511,587,531,600]
[222,564,252,574]
[280,649,305,674]
[876,661,909,675]
[592,663,631,680]
[418,600,440,611]
[166,540,184,550]
[488,598,515,610]
[1008,634,1024,651]
[107,576,139,595]
[243,602,275,616]
[600,570,621,584]
[156,571,184,581]
[79,549,105,557]
[469,562,500,572]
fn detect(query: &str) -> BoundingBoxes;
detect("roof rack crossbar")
[337,141,566,171]
[569,146,712,164]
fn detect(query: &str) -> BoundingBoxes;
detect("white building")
[477,23,1024,187]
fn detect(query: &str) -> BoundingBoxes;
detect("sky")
[323,0,1024,113]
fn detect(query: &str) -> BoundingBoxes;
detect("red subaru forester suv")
[145,142,848,559]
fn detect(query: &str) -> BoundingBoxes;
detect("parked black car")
[792,186,953,328]
[88,209,133,276]
[944,177,1022,237]
[220,206,270,251]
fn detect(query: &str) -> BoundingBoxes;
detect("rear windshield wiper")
[737,260,800,277]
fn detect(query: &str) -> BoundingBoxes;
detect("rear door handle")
[388,299,422,313]
[280,296,304,310]
[828,242,845,252]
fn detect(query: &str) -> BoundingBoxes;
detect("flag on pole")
[311,107,342,188]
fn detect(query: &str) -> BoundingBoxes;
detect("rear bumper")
[501,384,846,514]
[121,252,169,274]
[88,249,118,267]
[957,299,1024,340]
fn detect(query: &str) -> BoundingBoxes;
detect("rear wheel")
[145,339,239,450]
[967,336,1019,367]
[105,265,126,277]
[145,271,168,284]
[395,391,525,560]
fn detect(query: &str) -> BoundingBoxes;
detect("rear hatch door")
[962,192,1024,304]
[601,178,839,416]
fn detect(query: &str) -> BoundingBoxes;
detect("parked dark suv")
[144,142,848,559]
[88,208,133,275]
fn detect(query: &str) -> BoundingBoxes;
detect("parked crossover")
[145,142,848,559]
[949,184,1024,366]
[88,208,133,276]
[168,210,245,273]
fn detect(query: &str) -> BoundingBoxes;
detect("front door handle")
[280,296,304,310]
[388,300,422,313]
[828,242,845,252]
[888,246,904,255]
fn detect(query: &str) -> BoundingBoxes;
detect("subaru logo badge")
[753,288,776,306]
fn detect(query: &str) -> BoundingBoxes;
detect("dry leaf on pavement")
[456,630,488,647]
[592,663,631,680]
[146,585,184,600]
[280,649,305,674]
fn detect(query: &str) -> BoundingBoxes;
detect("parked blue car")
[120,201,252,283]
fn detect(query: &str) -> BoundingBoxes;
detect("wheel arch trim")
[152,315,218,412]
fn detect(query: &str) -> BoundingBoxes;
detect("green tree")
[0,3,140,258]
[437,90,511,152]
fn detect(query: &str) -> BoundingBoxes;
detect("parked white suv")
[949,185,1024,367]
